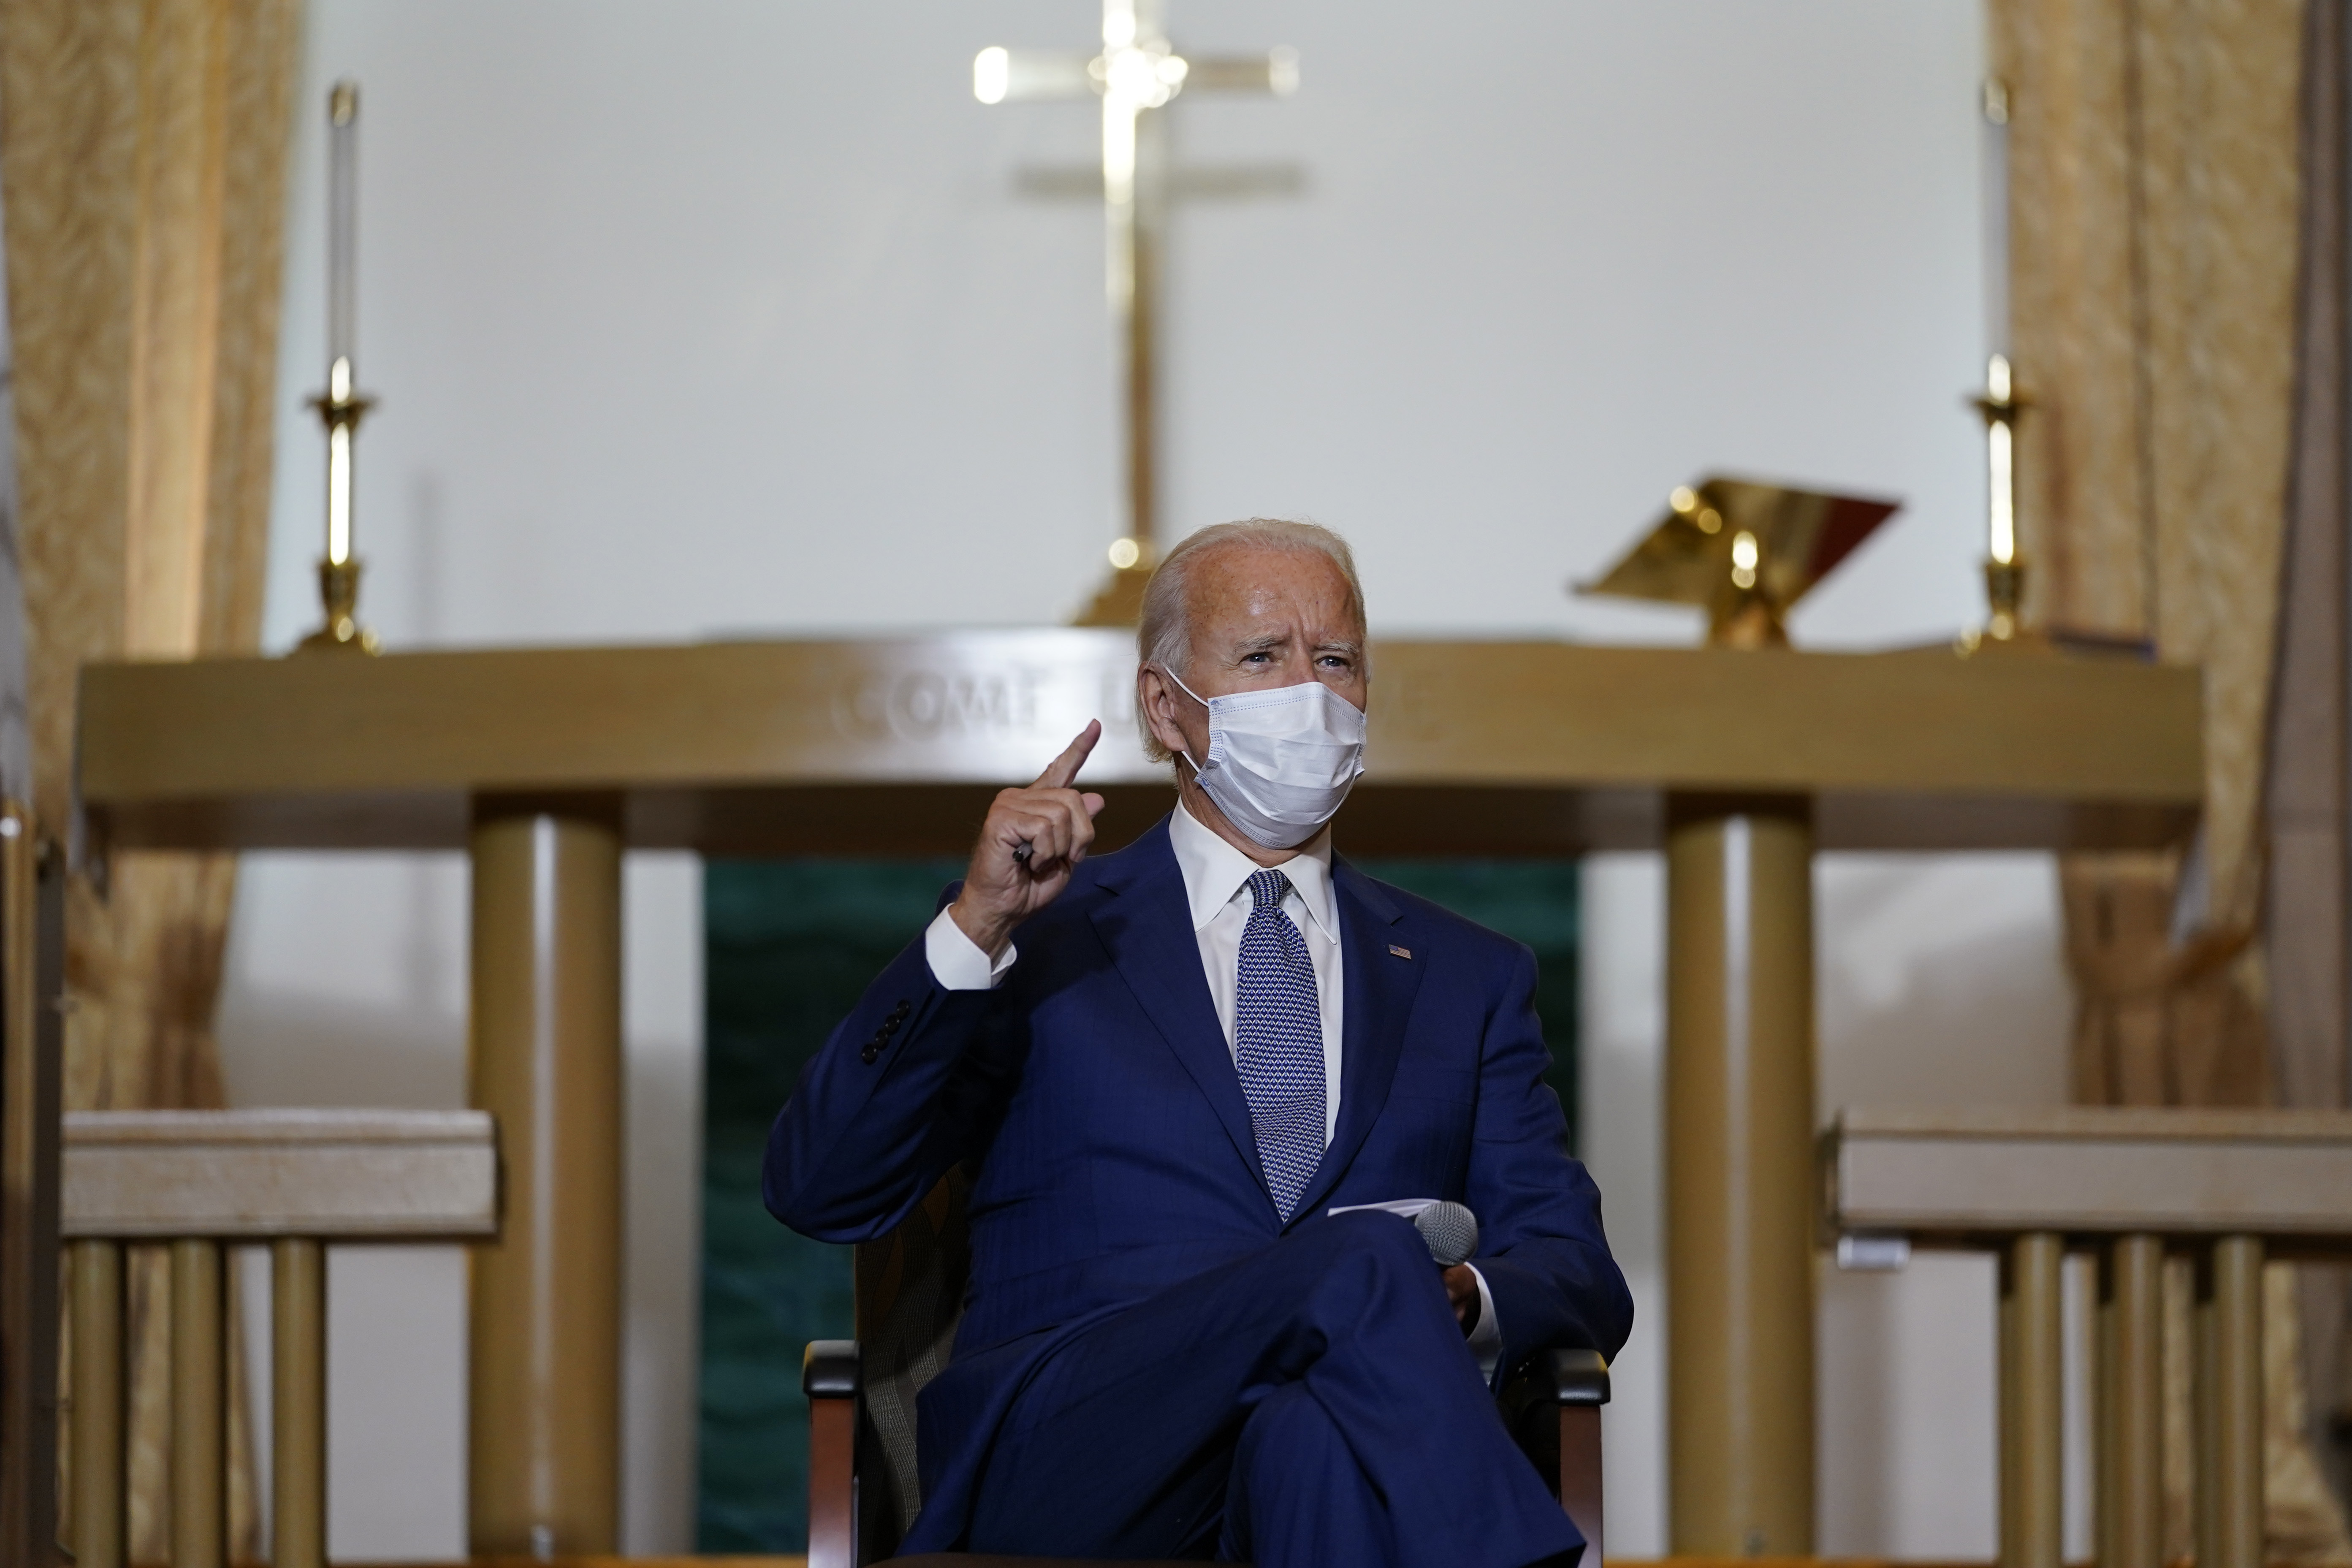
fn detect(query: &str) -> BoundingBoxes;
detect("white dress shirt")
[923,798,1503,1373]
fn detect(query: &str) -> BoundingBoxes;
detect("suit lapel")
[1289,859,1422,1224]
[1089,820,1270,1201]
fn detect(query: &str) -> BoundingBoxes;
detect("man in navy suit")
[767,520,1632,1566]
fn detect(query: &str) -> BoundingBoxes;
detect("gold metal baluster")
[273,1238,328,1568]
[69,1240,125,1568]
[2097,1234,2163,1568]
[171,1238,227,1568]
[1999,1232,2064,1568]
[2194,1236,2263,1568]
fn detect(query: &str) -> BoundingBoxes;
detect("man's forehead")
[1187,545,1358,619]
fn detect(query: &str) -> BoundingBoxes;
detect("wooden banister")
[61,1107,499,1240]
[61,1108,497,1568]
[1823,1107,2352,1568]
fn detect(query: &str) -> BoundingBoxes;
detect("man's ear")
[1137,665,1191,757]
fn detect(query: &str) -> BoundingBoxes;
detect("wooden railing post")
[2097,1234,2164,1568]
[273,1237,328,1568]
[2194,1235,2264,1568]
[68,1239,125,1568]
[1998,1231,2064,1568]
[171,1237,227,1568]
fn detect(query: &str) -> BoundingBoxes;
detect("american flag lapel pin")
[1388,944,1412,959]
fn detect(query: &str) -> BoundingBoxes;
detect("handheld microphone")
[1412,1201,1479,1267]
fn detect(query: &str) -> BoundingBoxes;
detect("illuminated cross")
[975,0,1299,623]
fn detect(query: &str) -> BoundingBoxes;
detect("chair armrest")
[1533,1346,1610,1407]
[804,1338,861,1398]
[804,1340,861,1568]
[1497,1347,1608,1560]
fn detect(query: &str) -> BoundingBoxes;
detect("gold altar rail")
[62,1110,498,1568]
[1822,1108,2352,1568]
[76,635,2200,855]
[71,634,2206,1557]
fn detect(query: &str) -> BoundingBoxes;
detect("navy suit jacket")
[765,815,1632,1549]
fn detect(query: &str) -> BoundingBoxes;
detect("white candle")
[1987,354,2016,566]
[328,80,359,377]
[1982,76,2010,359]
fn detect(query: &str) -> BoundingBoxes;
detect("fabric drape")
[0,0,299,1557]
[2002,0,2298,1035]
[2271,0,2352,1516]
[1996,0,2352,1552]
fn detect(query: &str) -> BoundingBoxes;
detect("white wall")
[215,0,2072,1556]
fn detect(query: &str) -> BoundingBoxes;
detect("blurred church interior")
[0,2,2349,1566]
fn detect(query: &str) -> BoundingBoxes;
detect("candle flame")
[974,47,1010,105]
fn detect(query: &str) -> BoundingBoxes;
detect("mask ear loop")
[1154,665,1214,780]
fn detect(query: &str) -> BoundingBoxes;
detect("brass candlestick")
[298,81,379,655]
[1966,353,2037,651]
[298,355,379,654]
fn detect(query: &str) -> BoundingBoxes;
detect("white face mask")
[1162,668,1368,850]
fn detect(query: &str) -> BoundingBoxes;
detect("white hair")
[1135,518,1367,762]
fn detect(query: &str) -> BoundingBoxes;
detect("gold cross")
[976,1,1298,621]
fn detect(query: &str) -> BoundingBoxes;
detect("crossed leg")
[964,1209,1582,1568]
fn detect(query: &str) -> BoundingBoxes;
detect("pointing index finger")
[1034,720,1102,790]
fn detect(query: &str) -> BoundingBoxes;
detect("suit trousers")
[961,1209,1584,1568]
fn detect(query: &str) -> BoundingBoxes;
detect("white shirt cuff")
[1466,1264,1503,1383]
[925,905,1016,990]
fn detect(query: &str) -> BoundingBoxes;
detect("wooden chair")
[804,1172,1609,1568]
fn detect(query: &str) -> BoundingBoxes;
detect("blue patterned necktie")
[1234,868,1327,1223]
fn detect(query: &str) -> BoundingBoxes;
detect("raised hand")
[949,722,1106,960]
